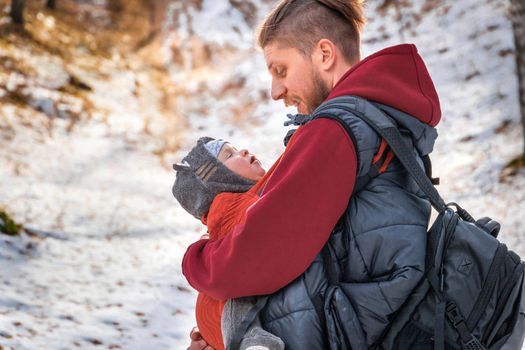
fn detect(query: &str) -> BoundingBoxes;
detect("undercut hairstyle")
[258,0,366,64]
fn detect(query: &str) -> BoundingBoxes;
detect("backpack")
[308,96,525,350]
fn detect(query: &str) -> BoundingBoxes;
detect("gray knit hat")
[172,137,255,220]
[204,139,227,158]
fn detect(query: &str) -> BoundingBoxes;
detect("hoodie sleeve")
[182,118,357,301]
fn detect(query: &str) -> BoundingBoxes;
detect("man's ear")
[314,38,337,71]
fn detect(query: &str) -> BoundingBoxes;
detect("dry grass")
[0,0,185,156]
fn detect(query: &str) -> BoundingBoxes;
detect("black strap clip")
[446,302,466,329]
[445,302,487,350]
[284,113,313,127]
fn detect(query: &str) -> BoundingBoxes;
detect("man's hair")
[258,0,366,64]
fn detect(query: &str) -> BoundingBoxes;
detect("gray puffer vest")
[259,96,438,349]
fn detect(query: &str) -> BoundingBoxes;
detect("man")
[184,0,441,349]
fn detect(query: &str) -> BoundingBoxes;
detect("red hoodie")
[182,44,441,301]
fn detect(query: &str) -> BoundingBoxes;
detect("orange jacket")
[195,158,281,350]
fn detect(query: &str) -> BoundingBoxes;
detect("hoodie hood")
[327,44,441,127]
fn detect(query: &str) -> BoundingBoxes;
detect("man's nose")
[271,79,286,100]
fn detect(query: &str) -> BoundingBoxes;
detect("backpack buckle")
[284,113,313,126]
[445,302,464,327]
[446,302,487,349]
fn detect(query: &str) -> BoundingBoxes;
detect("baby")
[172,137,284,350]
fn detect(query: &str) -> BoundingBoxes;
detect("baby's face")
[217,143,266,181]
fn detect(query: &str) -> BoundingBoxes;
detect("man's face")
[263,42,331,114]
[217,143,266,182]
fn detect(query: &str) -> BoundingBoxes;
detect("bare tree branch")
[10,0,25,25]
[510,0,525,155]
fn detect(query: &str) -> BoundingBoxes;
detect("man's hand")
[187,326,215,350]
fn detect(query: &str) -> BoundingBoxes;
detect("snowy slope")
[0,0,524,349]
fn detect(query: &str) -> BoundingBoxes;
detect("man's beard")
[305,68,331,114]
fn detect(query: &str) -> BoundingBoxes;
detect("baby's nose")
[240,149,249,157]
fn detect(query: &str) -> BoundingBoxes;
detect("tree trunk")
[46,0,56,10]
[10,0,24,25]
[510,0,525,155]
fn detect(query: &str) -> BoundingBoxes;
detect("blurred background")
[0,0,524,349]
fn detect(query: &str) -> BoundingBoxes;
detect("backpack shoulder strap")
[311,95,447,213]
[283,103,389,194]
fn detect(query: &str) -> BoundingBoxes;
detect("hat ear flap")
[198,136,215,145]
[173,161,191,172]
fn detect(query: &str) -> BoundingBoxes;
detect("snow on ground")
[0,0,524,349]
[0,47,202,350]
[0,8,202,348]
